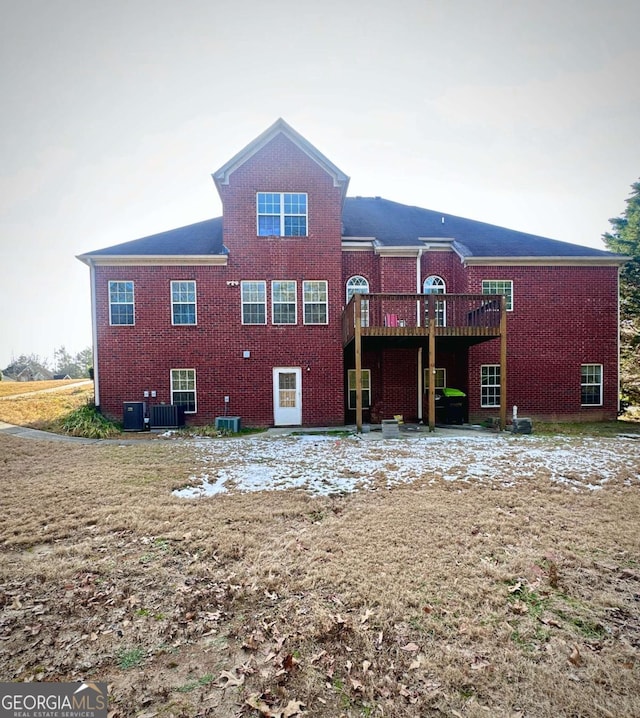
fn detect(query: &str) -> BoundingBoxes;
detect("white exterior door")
[273,367,302,426]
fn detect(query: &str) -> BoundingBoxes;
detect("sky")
[1,0,639,371]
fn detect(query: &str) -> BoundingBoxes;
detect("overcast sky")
[1,0,639,370]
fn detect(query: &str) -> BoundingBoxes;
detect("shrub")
[60,402,121,438]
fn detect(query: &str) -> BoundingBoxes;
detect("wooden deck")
[342,293,504,347]
[342,293,507,432]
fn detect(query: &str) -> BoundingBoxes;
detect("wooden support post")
[355,296,363,433]
[428,296,436,432]
[499,295,508,431]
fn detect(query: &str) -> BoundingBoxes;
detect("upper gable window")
[257,192,307,237]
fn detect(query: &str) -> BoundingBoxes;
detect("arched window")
[423,275,446,326]
[346,276,370,327]
[423,275,446,294]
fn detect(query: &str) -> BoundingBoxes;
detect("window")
[348,369,371,410]
[257,192,307,237]
[171,369,196,413]
[303,281,328,324]
[423,275,446,327]
[241,281,267,324]
[171,281,196,325]
[424,368,446,389]
[581,364,603,406]
[481,365,501,407]
[272,281,297,324]
[109,281,134,325]
[278,372,297,408]
[346,275,370,327]
[482,280,513,311]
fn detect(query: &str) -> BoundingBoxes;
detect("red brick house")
[78,119,626,430]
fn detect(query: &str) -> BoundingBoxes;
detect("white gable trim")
[463,256,629,267]
[76,254,228,267]
[212,118,349,192]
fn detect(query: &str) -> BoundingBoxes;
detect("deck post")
[355,296,363,433]
[428,296,436,432]
[499,296,508,430]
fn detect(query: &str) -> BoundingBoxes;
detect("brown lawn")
[1,427,639,718]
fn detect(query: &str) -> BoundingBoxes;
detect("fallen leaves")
[400,642,420,652]
[218,669,244,687]
[245,694,306,717]
[568,645,583,667]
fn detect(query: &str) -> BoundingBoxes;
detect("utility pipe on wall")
[88,258,100,409]
[416,248,424,421]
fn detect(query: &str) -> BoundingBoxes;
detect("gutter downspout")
[617,266,622,416]
[416,249,424,422]
[88,258,100,409]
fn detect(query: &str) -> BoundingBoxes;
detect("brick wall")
[96,135,346,427]
[467,265,620,421]
[93,131,621,426]
[340,253,620,424]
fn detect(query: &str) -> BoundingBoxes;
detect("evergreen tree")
[603,179,640,320]
[604,179,640,405]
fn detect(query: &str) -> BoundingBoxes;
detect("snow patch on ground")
[172,433,640,498]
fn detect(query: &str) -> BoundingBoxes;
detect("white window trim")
[346,276,370,327]
[480,364,501,408]
[256,192,308,237]
[108,280,135,326]
[581,363,603,406]
[482,280,513,312]
[346,275,370,302]
[348,369,371,410]
[272,280,298,325]
[241,280,267,325]
[423,275,446,293]
[171,280,197,326]
[423,275,447,327]
[170,368,197,414]
[303,280,329,325]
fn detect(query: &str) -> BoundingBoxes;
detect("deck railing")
[342,293,504,346]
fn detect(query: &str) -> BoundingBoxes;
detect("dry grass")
[0,379,88,398]
[1,430,639,717]
[0,384,95,430]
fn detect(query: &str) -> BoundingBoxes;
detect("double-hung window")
[348,369,371,410]
[581,364,603,406]
[482,280,513,311]
[257,192,307,237]
[241,281,267,324]
[171,281,196,325]
[109,281,134,325]
[272,281,297,324]
[171,369,196,413]
[303,281,328,324]
[481,365,501,407]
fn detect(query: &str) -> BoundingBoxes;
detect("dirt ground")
[1,430,639,718]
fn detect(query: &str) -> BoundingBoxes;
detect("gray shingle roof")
[81,217,224,257]
[79,197,621,260]
[342,197,617,258]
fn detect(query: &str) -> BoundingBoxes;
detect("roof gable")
[212,118,349,196]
